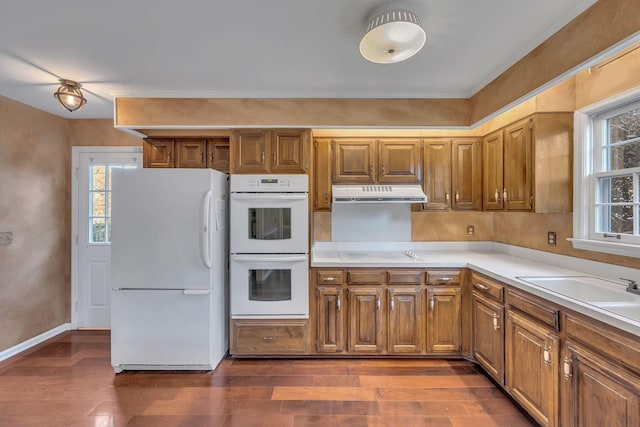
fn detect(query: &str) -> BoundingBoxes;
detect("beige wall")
[0,96,70,351]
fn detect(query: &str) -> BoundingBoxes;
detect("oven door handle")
[231,255,307,263]
[230,194,307,201]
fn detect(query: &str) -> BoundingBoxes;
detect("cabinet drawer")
[317,270,345,285]
[232,321,307,354]
[470,272,504,302]
[427,269,462,286]
[347,270,385,285]
[507,289,559,331]
[388,270,424,285]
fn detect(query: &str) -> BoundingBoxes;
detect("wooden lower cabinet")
[563,342,640,427]
[506,310,559,427]
[426,286,461,353]
[347,287,384,353]
[472,292,504,384]
[316,286,345,353]
[231,319,308,355]
[388,287,423,353]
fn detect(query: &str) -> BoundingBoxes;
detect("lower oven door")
[230,254,309,318]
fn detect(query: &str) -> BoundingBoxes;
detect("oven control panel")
[230,174,308,192]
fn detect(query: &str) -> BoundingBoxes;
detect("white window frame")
[571,86,640,258]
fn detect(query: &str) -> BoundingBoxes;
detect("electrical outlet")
[0,231,13,245]
[466,225,475,236]
[547,231,557,246]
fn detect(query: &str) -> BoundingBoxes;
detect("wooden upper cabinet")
[422,139,451,210]
[333,139,377,183]
[378,139,421,183]
[207,137,230,173]
[232,129,308,174]
[232,130,271,173]
[143,138,174,168]
[272,129,308,173]
[451,138,482,210]
[175,139,206,168]
[482,130,504,210]
[314,138,332,211]
[504,118,533,210]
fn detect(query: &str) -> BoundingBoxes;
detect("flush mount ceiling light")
[54,79,87,112]
[359,9,426,64]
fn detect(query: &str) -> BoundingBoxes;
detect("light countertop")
[311,241,640,337]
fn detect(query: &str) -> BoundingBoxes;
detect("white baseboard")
[0,323,71,362]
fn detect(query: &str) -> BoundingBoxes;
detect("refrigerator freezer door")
[111,289,211,367]
[111,169,214,290]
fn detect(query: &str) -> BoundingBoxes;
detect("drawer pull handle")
[323,277,336,282]
[336,296,341,312]
[543,344,551,367]
[563,357,572,380]
[474,283,489,291]
[430,297,435,310]
[263,336,277,342]
[390,299,395,311]
[445,192,450,202]
[493,313,500,330]
[503,188,508,201]
[376,297,381,310]
[495,188,500,201]
[438,277,452,282]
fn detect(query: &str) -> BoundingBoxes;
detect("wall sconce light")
[54,79,87,112]
[360,9,426,64]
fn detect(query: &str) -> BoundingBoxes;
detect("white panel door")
[75,149,141,328]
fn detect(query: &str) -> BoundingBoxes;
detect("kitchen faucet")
[620,278,640,295]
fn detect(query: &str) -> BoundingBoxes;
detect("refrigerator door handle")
[182,289,210,295]
[200,190,213,268]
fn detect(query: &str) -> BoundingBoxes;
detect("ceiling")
[0,0,598,119]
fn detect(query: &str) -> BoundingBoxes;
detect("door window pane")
[248,208,292,240]
[249,269,292,301]
[88,164,136,244]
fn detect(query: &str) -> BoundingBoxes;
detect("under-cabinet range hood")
[332,184,427,203]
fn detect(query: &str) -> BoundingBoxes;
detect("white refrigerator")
[110,168,228,372]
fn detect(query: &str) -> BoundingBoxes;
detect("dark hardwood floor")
[0,331,536,426]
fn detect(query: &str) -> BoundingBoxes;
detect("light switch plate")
[0,231,13,245]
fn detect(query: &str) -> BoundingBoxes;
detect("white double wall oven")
[230,175,309,318]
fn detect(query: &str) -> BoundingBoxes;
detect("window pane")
[608,107,640,144]
[598,176,634,203]
[597,205,634,234]
[91,218,107,243]
[91,191,106,216]
[609,140,640,170]
[91,166,106,190]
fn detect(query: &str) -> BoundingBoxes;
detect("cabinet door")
[483,130,504,210]
[313,138,332,211]
[472,292,504,384]
[347,287,384,353]
[504,118,533,210]
[232,130,270,173]
[388,287,423,353]
[451,138,482,210]
[316,287,345,353]
[563,342,640,427]
[422,139,451,210]
[207,137,230,173]
[143,138,174,168]
[272,129,308,173]
[175,139,206,168]
[333,139,376,183]
[426,287,461,353]
[378,139,421,183]
[506,310,559,427]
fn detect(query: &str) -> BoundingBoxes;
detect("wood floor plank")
[0,331,535,426]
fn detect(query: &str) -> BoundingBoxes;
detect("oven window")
[249,269,292,301]
[249,208,291,240]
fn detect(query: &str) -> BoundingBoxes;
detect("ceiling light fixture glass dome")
[54,79,87,112]
[359,9,426,64]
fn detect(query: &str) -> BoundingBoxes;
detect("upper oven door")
[230,192,308,254]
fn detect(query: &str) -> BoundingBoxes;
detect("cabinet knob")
[503,188,508,201]
[495,188,500,202]
[336,296,341,312]
[543,344,552,367]
[430,297,435,310]
[381,164,385,175]
[445,192,450,202]
[455,192,460,202]
[492,313,500,330]
[390,298,395,311]
[376,296,381,310]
